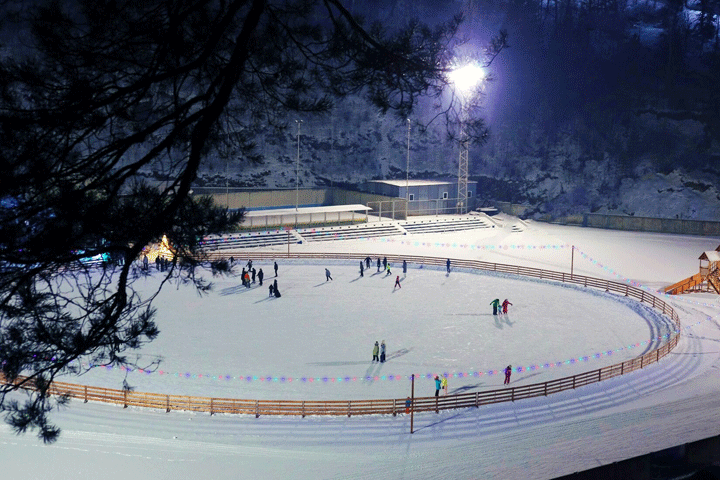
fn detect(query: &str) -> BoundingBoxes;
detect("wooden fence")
[5,253,681,418]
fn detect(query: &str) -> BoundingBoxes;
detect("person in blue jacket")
[434,375,441,397]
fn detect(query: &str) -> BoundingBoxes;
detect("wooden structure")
[664,245,720,295]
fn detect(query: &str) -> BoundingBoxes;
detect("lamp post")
[295,119,302,211]
[405,118,410,218]
[449,64,484,215]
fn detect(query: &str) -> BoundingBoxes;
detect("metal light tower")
[449,63,484,215]
[458,125,469,214]
[295,119,302,211]
[405,118,411,216]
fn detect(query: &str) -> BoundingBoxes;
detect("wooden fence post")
[348,401,351,418]
[166,395,170,413]
[84,386,88,403]
[255,400,260,418]
[302,401,305,418]
[123,389,128,408]
[475,392,479,407]
[210,398,214,416]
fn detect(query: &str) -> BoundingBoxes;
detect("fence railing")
[4,253,681,418]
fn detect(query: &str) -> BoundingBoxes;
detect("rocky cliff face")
[191,94,720,222]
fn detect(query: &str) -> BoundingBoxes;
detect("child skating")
[502,299,513,314]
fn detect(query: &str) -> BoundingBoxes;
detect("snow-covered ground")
[2,214,720,479]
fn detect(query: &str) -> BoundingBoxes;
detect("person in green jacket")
[372,341,379,362]
[490,298,500,315]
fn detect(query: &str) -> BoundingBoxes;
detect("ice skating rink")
[69,257,675,401]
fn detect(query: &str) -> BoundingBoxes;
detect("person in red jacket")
[394,275,401,289]
[502,299,513,314]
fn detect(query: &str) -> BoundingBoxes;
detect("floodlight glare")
[449,64,485,95]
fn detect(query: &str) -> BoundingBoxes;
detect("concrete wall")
[493,200,720,237]
[494,201,532,217]
[329,188,397,207]
[193,188,330,210]
[583,214,720,236]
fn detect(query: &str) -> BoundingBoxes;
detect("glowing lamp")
[449,64,485,95]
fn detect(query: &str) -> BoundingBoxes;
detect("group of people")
[489,298,513,315]
[231,259,280,296]
[372,340,386,363]
[268,279,281,297]
[240,266,261,287]
[434,375,449,396]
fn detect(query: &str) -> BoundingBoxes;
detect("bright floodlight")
[449,64,485,95]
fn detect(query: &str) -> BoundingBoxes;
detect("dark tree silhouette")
[0,0,504,442]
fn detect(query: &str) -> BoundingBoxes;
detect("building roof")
[368,179,476,187]
[244,204,371,217]
[699,251,720,262]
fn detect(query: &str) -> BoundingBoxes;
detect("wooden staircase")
[664,266,720,295]
[663,273,705,295]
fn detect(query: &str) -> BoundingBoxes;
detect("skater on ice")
[385,263,391,276]
[258,268,264,286]
[394,275,401,289]
[402,260,407,275]
[251,267,256,283]
[441,376,448,395]
[504,365,512,385]
[502,299,513,314]
[377,257,381,272]
[490,298,500,315]
[434,375,441,397]
[274,261,278,277]
[359,261,364,277]
[446,258,451,273]
[325,268,333,281]
[372,341,380,362]
[380,341,386,363]
[365,256,371,269]
[273,279,281,297]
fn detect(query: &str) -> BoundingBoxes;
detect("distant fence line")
[5,254,681,418]
[493,201,720,236]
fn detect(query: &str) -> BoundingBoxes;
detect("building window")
[442,192,448,199]
[468,190,473,197]
[409,193,414,201]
